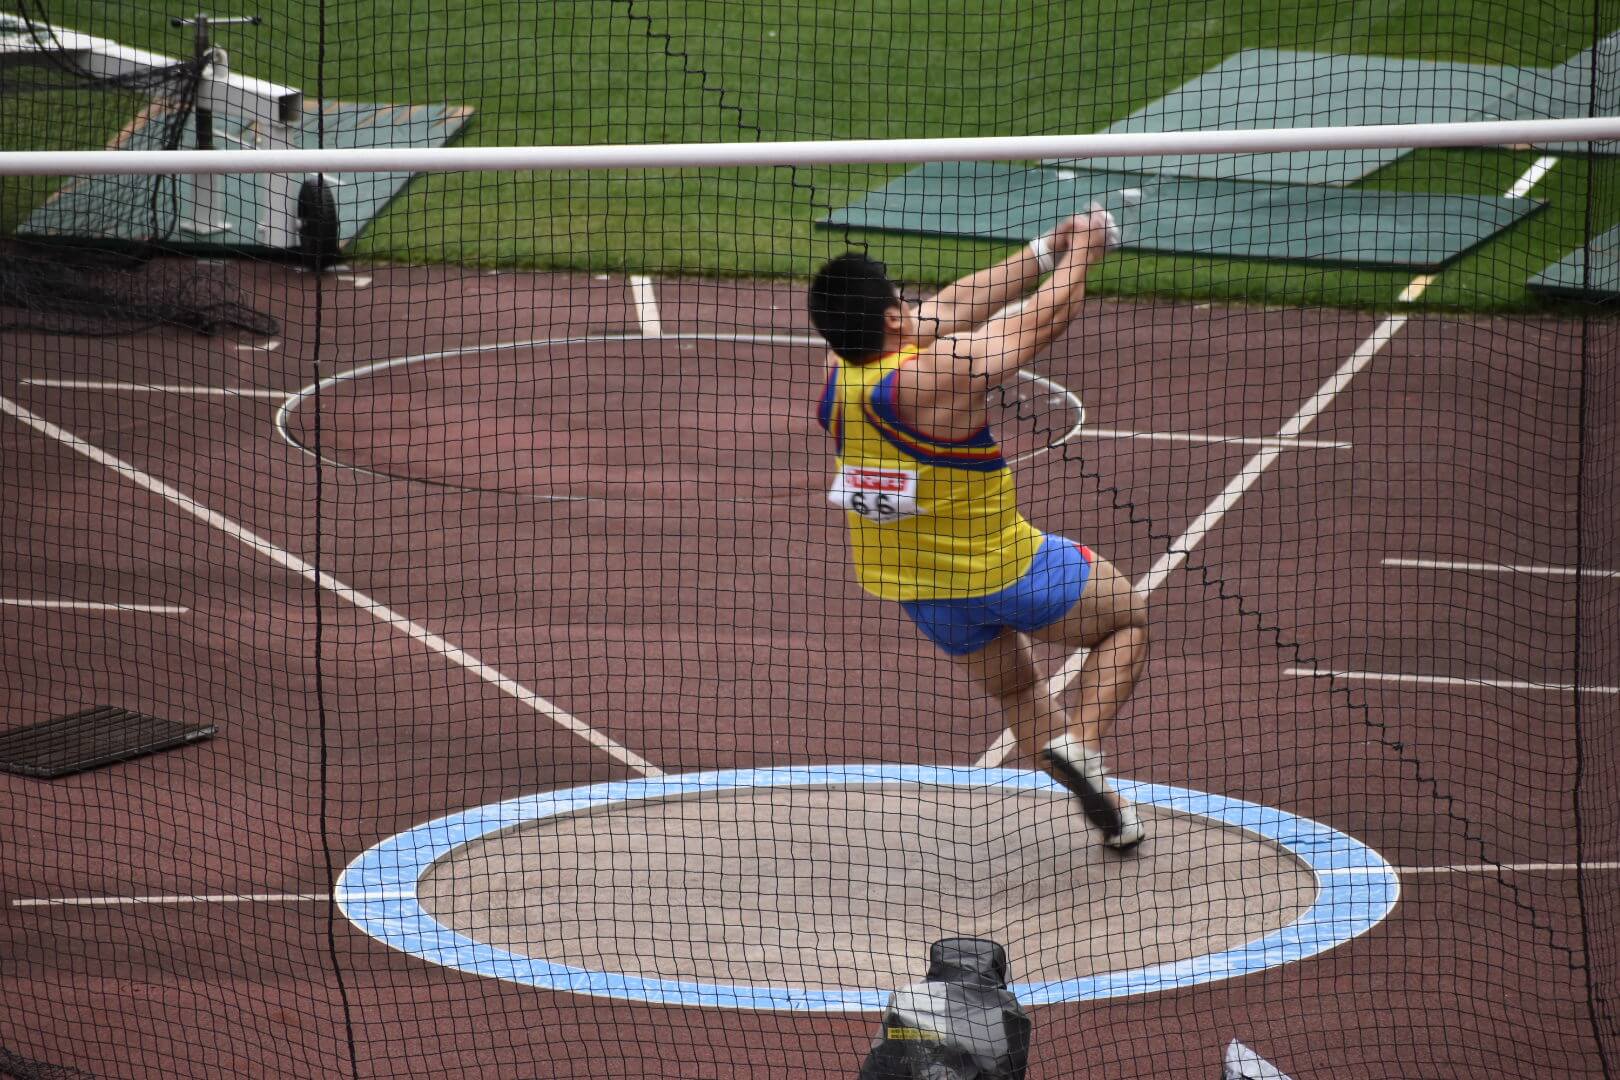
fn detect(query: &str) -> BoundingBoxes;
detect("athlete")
[808,209,1150,850]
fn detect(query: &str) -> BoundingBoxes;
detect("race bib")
[829,465,923,523]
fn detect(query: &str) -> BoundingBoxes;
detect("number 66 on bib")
[829,465,923,522]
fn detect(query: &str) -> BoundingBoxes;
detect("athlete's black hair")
[807,252,902,364]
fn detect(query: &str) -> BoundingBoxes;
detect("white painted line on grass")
[630,275,663,338]
[1507,155,1559,199]
[0,392,663,778]
[976,314,1409,768]
[1397,275,1435,303]
[1395,158,1549,302]
[1382,556,1620,580]
[22,380,289,399]
[1285,666,1620,695]
[0,598,187,613]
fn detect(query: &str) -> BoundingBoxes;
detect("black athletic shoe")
[1042,735,1146,851]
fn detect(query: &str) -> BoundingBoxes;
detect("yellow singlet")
[817,346,1043,601]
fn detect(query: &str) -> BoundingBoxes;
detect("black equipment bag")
[857,938,1031,1080]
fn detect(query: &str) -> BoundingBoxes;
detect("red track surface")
[0,263,1611,1078]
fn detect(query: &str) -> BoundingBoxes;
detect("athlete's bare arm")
[897,211,1111,439]
[913,248,1047,344]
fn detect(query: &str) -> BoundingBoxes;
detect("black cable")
[1571,0,1614,1070]
[608,0,865,252]
[308,0,363,1073]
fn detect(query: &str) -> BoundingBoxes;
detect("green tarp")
[821,161,1546,270]
[1049,35,1620,183]
[1527,224,1620,299]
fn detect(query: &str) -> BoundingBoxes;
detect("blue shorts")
[900,535,1094,656]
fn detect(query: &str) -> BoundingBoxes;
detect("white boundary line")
[680,331,1343,450]
[1080,427,1349,451]
[1395,275,1435,304]
[22,379,289,399]
[979,152,1559,768]
[10,890,415,908]
[20,859,1619,908]
[0,598,187,613]
[1001,370,1086,464]
[976,314,1407,767]
[0,391,663,778]
[273,330,1293,476]
[1141,315,1406,600]
[629,275,663,338]
[1383,556,1620,580]
[1324,862,1620,876]
[1507,155,1559,199]
[1285,666,1620,695]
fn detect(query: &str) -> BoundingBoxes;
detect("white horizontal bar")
[11,890,413,908]
[22,379,289,398]
[0,598,186,613]
[1382,557,1620,580]
[1286,666,1620,694]
[3,117,1620,176]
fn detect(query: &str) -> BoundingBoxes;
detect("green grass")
[7,0,1619,310]
[0,88,142,232]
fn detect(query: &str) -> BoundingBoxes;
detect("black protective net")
[0,4,277,335]
[2,1,1620,1079]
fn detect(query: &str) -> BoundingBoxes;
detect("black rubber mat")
[0,1044,97,1079]
[0,706,215,779]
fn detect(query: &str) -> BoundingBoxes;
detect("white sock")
[1044,733,1108,786]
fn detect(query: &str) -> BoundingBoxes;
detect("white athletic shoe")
[1042,733,1146,852]
[1108,800,1146,851]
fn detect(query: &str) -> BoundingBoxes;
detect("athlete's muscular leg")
[947,613,1137,835]
[948,569,1147,847]
[943,551,1147,763]
[949,629,1057,754]
[1026,551,1148,756]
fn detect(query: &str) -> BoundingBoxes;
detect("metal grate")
[0,706,214,778]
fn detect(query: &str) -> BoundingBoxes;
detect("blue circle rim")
[336,765,1399,1012]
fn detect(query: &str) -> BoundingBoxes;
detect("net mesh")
[2,0,1619,1078]
[0,5,281,335]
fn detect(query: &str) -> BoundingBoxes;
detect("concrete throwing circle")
[337,766,1397,1011]
[271,334,1085,498]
